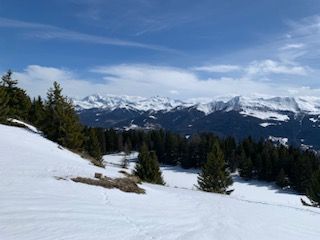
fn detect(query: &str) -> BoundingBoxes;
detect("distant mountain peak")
[74,94,320,121]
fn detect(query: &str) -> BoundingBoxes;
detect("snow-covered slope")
[74,94,320,121]
[104,154,312,209]
[1,124,320,240]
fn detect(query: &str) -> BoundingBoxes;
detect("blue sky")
[1,0,320,99]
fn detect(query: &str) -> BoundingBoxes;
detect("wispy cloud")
[280,43,304,50]
[192,64,241,73]
[246,59,308,76]
[0,17,177,52]
[277,15,320,63]
[70,0,200,36]
[192,60,308,77]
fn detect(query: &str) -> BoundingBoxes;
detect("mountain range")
[74,95,320,150]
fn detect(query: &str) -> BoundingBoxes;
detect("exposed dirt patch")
[72,175,145,194]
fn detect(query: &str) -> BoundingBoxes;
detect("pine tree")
[239,150,253,180]
[121,141,131,168]
[307,169,320,206]
[197,142,233,193]
[28,96,45,127]
[85,128,102,162]
[1,70,17,88]
[276,168,290,188]
[43,82,83,150]
[0,86,9,123]
[134,144,164,185]
[1,70,31,120]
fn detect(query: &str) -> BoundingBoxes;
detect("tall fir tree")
[0,86,9,123]
[1,70,31,120]
[134,144,164,185]
[307,169,320,206]
[198,141,233,193]
[28,96,45,127]
[239,149,253,180]
[1,70,17,88]
[276,168,290,188]
[43,82,84,150]
[84,127,102,162]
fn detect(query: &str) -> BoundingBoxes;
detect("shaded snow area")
[1,124,320,240]
[8,118,41,134]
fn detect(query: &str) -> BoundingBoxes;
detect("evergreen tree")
[197,141,233,193]
[1,70,17,88]
[85,128,102,162]
[42,82,83,150]
[28,96,45,127]
[134,144,164,185]
[239,150,253,180]
[307,169,320,206]
[1,70,31,120]
[276,168,290,188]
[0,86,8,123]
[224,137,237,172]
[121,141,131,168]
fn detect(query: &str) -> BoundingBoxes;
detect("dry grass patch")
[119,170,142,184]
[71,175,145,194]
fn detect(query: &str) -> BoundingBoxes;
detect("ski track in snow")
[1,123,320,239]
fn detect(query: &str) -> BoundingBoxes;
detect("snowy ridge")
[74,94,320,121]
[73,94,190,112]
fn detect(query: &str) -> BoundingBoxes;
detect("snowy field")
[1,123,320,240]
[104,153,311,208]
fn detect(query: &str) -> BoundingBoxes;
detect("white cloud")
[246,59,308,76]
[280,43,304,50]
[14,65,105,98]
[192,64,240,73]
[12,64,320,101]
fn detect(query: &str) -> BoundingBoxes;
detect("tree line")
[0,70,103,165]
[0,70,319,206]
[97,121,320,205]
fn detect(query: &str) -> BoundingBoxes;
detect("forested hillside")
[1,70,320,206]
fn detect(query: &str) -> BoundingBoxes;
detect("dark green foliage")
[0,86,9,122]
[276,168,290,188]
[1,70,17,88]
[197,141,233,193]
[164,132,179,165]
[290,152,315,193]
[239,150,253,180]
[134,144,164,185]
[1,70,31,120]
[28,96,45,127]
[84,127,102,162]
[307,169,320,206]
[98,128,320,196]
[223,137,237,172]
[42,82,84,150]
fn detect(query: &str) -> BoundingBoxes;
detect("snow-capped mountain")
[74,94,320,150]
[74,94,320,120]
[73,94,190,112]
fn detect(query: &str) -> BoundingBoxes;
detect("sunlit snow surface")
[1,124,320,240]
